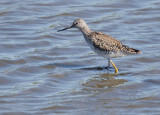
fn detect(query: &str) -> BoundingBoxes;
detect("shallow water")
[0,0,160,114]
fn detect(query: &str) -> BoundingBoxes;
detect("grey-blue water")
[0,0,160,114]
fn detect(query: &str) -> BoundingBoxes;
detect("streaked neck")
[79,24,92,36]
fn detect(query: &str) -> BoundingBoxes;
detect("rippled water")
[0,0,160,114]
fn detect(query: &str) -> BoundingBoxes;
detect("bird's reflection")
[82,70,127,89]
[80,66,111,71]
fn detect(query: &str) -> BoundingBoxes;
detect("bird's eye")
[75,22,78,25]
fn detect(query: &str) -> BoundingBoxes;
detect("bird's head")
[57,18,86,32]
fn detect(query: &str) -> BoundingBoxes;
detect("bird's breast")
[84,36,126,58]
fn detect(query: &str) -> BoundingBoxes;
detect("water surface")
[0,0,160,114]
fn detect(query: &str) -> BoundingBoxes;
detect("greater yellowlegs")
[57,18,142,73]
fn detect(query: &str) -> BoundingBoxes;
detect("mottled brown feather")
[89,31,141,55]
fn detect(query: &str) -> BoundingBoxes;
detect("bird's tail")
[122,45,142,55]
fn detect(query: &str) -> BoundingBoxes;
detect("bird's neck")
[79,25,92,37]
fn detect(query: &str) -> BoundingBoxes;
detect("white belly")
[85,37,126,58]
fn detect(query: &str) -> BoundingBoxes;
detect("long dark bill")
[57,26,71,32]
[57,24,75,32]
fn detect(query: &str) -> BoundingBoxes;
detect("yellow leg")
[110,60,118,74]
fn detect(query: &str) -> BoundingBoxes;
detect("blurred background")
[0,0,160,114]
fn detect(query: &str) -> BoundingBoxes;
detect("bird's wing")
[89,31,141,55]
[90,31,122,52]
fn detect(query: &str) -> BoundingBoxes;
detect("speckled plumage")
[58,18,142,73]
[84,31,141,58]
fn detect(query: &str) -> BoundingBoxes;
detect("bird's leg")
[110,60,118,74]
[106,58,110,72]
[108,58,110,68]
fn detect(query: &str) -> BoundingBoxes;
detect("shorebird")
[57,18,142,73]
